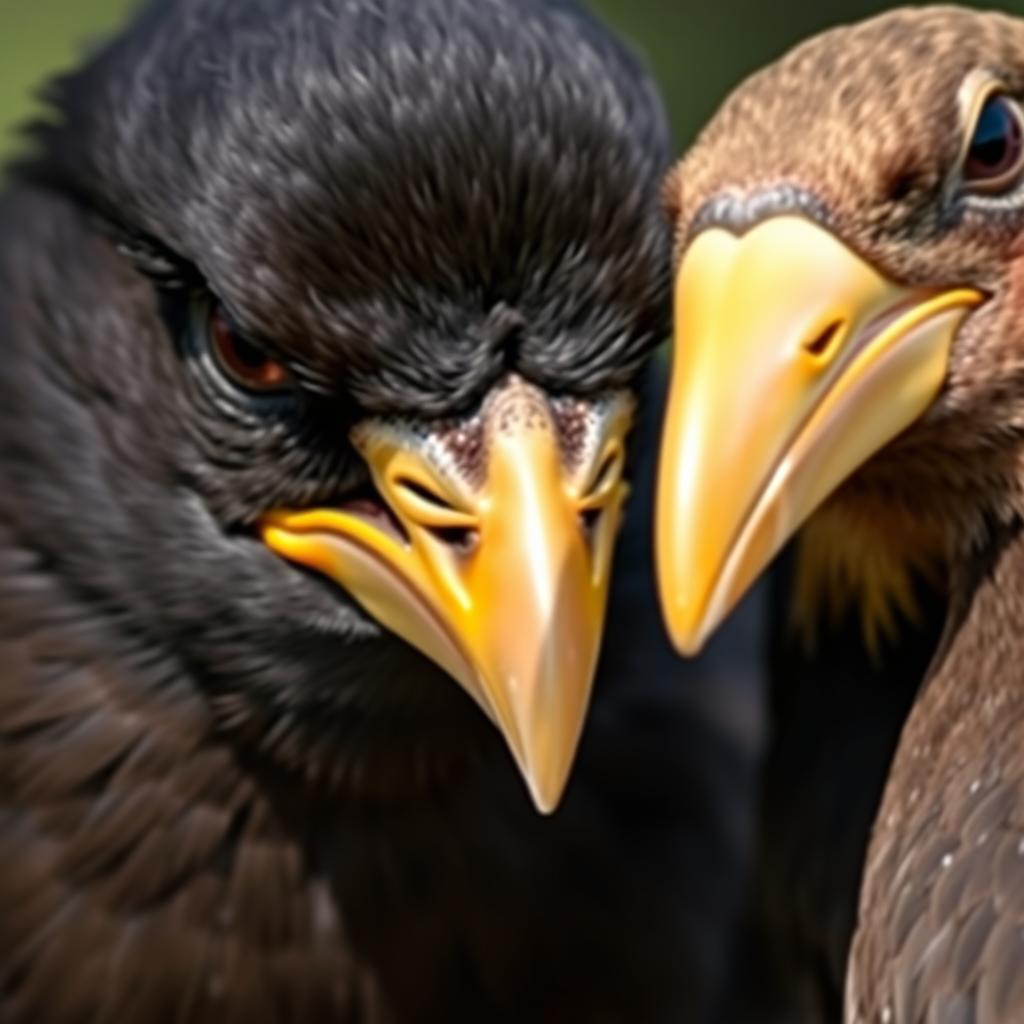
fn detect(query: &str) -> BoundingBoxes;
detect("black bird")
[658,6,1024,1021]
[0,0,759,1021]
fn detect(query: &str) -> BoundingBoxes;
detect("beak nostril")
[803,319,845,360]
[592,455,617,492]
[584,446,625,501]
[389,472,478,534]
[395,476,457,512]
[429,525,479,554]
[579,507,603,538]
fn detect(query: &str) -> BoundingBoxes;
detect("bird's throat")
[789,498,948,659]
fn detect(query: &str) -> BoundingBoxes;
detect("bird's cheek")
[260,376,634,814]
[656,214,985,655]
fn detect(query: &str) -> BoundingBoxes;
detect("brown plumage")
[659,6,1024,1023]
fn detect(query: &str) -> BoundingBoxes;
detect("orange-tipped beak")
[656,215,983,655]
[262,377,633,813]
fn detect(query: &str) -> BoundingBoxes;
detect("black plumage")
[0,1,758,1021]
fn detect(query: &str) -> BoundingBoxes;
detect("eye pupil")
[963,94,1024,191]
[971,104,1013,166]
[209,306,291,392]
[231,336,269,369]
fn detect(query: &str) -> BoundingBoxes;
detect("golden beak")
[262,376,633,813]
[656,215,984,655]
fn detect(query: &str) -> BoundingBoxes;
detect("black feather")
[0,2,758,1021]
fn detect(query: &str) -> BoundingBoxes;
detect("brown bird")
[0,0,762,1021]
[657,6,1024,1022]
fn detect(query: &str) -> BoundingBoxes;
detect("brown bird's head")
[656,5,1024,655]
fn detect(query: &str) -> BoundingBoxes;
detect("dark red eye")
[209,306,291,392]
[963,93,1024,194]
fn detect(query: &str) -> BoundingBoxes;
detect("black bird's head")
[8,0,670,811]
[655,6,1024,655]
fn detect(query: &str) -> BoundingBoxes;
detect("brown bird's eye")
[962,93,1024,194]
[209,305,291,392]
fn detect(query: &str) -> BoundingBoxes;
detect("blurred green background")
[0,0,1008,160]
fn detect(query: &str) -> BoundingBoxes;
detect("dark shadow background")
[1,0,1002,160]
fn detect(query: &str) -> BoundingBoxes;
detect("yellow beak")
[656,215,983,655]
[262,376,633,813]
